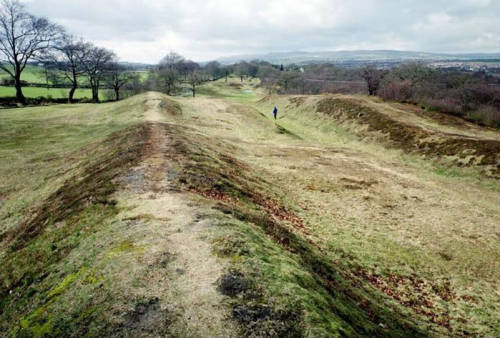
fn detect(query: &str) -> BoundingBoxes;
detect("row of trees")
[145,52,231,97]
[0,0,136,104]
[47,37,138,102]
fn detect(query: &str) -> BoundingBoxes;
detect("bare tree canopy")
[0,0,63,103]
[49,35,87,102]
[77,43,115,102]
[187,70,203,97]
[158,52,184,95]
[361,66,386,96]
[204,61,223,80]
[159,51,184,70]
[105,62,136,101]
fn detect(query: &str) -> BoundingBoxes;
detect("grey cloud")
[22,0,500,63]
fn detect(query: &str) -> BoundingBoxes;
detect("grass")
[1,83,499,336]
[0,96,152,336]
[0,65,149,102]
[0,96,147,233]
[197,77,259,103]
[144,121,423,336]
[177,79,500,336]
[0,66,47,84]
[1,65,150,86]
[0,86,114,100]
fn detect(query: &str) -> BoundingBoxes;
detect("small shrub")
[468,105,500,127]
[379,79,413,102]
[423,97,461,115]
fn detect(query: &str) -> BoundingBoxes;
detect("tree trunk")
[115,88,120,101]
[92,86,99,103]
[192,84,195,97]
[68,84,77,103]
[15,72,26,105]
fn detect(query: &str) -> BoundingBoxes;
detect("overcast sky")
[22,0,500,64]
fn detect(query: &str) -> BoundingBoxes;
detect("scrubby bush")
[378,79,413,102]
[468,105,500,127]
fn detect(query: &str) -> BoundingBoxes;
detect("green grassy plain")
[0,86,114,100]
[0,65,47,84]
[0,65,148,101]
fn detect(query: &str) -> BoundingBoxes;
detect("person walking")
[273,106,278,120]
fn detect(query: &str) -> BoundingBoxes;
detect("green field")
[0,65,148,101]
[0,65,47,84]
[0,86,115,100]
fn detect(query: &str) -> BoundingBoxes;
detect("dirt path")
[144,92,166,122]
[113,94,236,336]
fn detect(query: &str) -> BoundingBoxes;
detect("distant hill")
[216,50,500,65]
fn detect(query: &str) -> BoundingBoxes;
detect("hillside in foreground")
[1,80,499,337]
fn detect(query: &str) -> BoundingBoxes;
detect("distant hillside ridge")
[216,50,500,65]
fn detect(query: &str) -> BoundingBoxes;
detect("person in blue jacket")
[273,106,278,120]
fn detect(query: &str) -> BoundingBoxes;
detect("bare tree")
[51,35,87,102]
[177,59,199,80]
[204,61,222,80]
[0,0,63,104]
[105,62,136,101]
[361,66,386,96]
[158,67,178,95]
[235,62,250,82]
[279,72,299,92]
[78,43,114,102]
[159,52,184,95]
[160,51,184,71]
[187,70,203,97]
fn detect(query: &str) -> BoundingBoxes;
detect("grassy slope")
[0,80,499,337]
[0,97,149,335]
[189,79,500,336]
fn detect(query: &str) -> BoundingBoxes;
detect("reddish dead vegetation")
[193,188,236,204]
[357,269,455,329]
[257,197,309,234]
[184,149,310,235]
[316,97,500,177]
[214,199,423,335]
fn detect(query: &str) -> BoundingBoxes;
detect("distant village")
[429,61,500,76]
